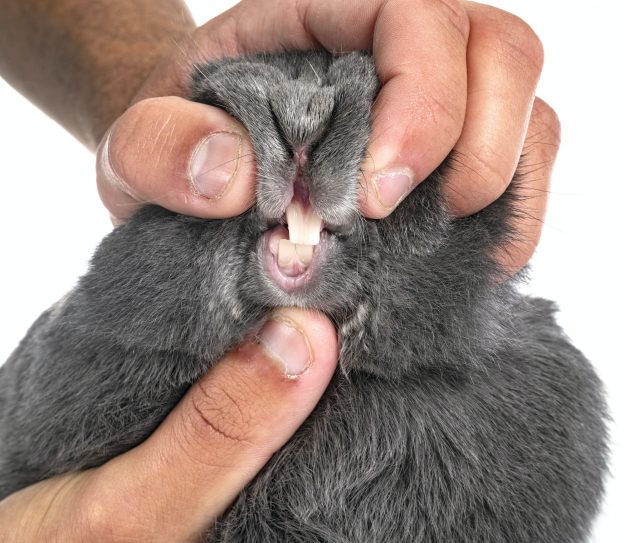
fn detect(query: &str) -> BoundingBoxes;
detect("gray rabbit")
[0,50,608,542]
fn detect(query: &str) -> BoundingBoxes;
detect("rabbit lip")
[261,225,328,292]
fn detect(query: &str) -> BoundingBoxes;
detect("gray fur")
[0,51,608,542]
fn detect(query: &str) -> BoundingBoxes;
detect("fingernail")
[371,168,416,209]
[189,132,242,198]
[259,316,312,378]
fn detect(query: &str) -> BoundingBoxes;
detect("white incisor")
[286,200,322,245]
[277,201,323,270]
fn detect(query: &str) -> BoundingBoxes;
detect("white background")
[0,0,622,539]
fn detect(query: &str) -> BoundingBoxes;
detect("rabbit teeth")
[278,240,314,266]
[263,224,325,291]
[286,201,322,245]
[277,239,314,276]
[266,225,316,278]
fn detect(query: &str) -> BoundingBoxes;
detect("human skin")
[0,0,561,540]
[0,309,340,542]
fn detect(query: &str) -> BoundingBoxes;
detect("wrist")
[79,4,198,149]
[0,0,196,151]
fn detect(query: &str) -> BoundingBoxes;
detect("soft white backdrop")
[0,0,622,540]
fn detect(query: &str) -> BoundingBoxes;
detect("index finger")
[305,0,470,218]
[303,0,471,217]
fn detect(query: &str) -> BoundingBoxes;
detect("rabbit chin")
[260,224,329,292]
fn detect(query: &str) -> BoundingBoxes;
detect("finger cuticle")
[258,315,313,379]
[189,131,242,199]
[371,167,416,209]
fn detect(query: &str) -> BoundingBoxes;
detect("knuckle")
[126,96,172,119]
[107,98,179,191]
[81,499,120,542]
[407,88,464,143]
[445,144,517,216]
[80,473,145,542]
[498,239,537,277]
[504,221,543,271]
[494,11,544,74]
[116,97,166,143]
[530,97,561,148]
[433,0,470,42]
[185,373,255,450]
[456,144,513,200]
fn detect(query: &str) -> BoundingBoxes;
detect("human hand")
[0,309,338,542]
[97,0,560,273]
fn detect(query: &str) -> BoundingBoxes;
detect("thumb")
[85,308,339,541]
[96,96,257,224]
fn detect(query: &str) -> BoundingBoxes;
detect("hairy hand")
[0,309,338,542]
[97,0,559,273]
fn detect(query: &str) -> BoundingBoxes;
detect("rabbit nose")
[269,82,335,147]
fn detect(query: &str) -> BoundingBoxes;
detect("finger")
[443,3,544,217]
[497,97,561,275]
[82,309,339,541]
[96,96,256,223]
[358,0,470,218]
[183,0,470,218]
[0,471,92,542]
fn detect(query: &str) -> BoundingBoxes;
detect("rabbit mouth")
[261,224,328,292]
